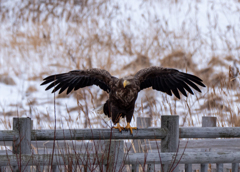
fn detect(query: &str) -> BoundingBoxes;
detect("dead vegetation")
[0,1,240,171]
[0,0,239,131]
[0,75,16,85]
[160,50,197,72]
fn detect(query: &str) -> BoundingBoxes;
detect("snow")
[0,0,240,130]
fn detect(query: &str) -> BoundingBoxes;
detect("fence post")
[12,117,32,172]
[232,163,239,172]
[201,116,217,172]
[161,115,179,172]
[217,163,223,172]
[104,140,124,172]
[53,165,60,172]
[132,117,151,172]
[185,164,192,172]
[32,120,45,172]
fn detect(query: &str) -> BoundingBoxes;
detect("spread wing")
[41,68,114,94]
[134,66,205,99]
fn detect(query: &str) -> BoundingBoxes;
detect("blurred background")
[0,0,240,130]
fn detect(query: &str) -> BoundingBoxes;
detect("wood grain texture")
[142,138,240,150]
[0,130,18,141]
[12,118,31,172]
[201,116,216,172]
[0,152,239,166]
[104,140,124,172]
[125,152,240,164]
[31,128,168,140]
[161,115,179,172]
[0,154,103,166]
[180,127,240,138]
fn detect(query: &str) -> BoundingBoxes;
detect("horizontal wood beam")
[180,127,240,138]
[126,152,240,164]
[0,130,18,141]
[142,138,240,149]
[0,152,240,166]
[2,127,240,142]
[31,128,167,140]
[0,154,103,166]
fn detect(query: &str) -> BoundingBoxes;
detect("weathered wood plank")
[104,140,124,172]
[1,127,240,142]
[201,116,217,172]
[12,118,31,172]
[232,163,239,172]
[201,164,208,172]
[185,164,192,172]
[52,165,60,172]
[133,117,151,172]
[31,128,167,140]
[180,127,240,138]
[160,163,233,172]
[216,163,223,172]
[3,137,240,152]
[126,152,240,164]
[142,138,240,150]
[147,163,154,172]
[0,152,239,166]
[161,115,179,172]
[0,154,103,166]
[3,138,240,155]
[0,131,18,141]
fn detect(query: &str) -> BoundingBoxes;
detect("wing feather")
[171,75,194,95]
[161,78,172,96]
[51,82,66,93]
[183,79,201,92]
[46,81,60,91]
[155,78,165,93]
[134,66,205,99]
[41,68,113,94]
[163,79,179,98]
[73,78,84,90]
[167,77,187,97]
[59,83,70,94]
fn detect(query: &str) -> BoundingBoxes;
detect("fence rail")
[0,116,239,172]
[2,126,240,141]
[0,151,240,166]
[31,128,167,140]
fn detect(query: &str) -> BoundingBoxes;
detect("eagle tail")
[93,100,111,120]
[103,100,111,118]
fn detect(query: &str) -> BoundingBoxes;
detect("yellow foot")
[113,123,125,132]
[125,122,137,134]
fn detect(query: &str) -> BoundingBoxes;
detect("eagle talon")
[113,123,125,132]
[125,123,137,135]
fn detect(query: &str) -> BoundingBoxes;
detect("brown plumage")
[41,66,205,134]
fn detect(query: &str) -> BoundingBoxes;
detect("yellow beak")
[123,80,130,88]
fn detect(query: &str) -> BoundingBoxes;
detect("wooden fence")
[0,115,240,172]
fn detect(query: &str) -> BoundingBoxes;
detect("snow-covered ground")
[0,0,240,130]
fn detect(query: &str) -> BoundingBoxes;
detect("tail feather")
[103,100,111,118]
[93,100,111,121]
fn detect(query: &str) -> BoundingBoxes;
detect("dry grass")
[160,50,197,72]
[1,1,240,171]
[0,0,239,133]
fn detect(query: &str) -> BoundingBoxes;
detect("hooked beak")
[123,80,130,88]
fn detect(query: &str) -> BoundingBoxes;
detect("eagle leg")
[113,123,125,132]
[125,122,137,135]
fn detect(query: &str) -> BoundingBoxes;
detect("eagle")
[41,66,205,134]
